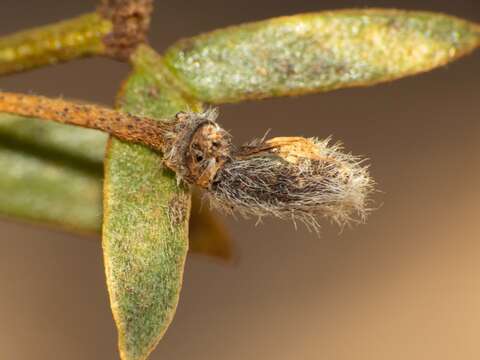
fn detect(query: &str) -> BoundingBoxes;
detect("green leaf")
[0,13,112,76]
[0,113,105,231]
[102,45,201,360]
[0,113,107,163]
[164,9,480,103]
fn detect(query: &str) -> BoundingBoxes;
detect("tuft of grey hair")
[209,138,374,232]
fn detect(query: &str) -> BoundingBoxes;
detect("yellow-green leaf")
[164,9,480,103]
[102,45,201,360]
[0,13,112,76]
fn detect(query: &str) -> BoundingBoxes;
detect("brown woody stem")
[98,0,154,61]
[0,92,171,151]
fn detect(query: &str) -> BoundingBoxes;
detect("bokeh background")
[0,0,479,359]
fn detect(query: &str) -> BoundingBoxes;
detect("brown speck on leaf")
[148,87,159,98]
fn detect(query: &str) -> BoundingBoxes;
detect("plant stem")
[98,0,154,61]
[0,13,112,76]
[0,92,170,151]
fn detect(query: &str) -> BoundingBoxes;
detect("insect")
[0,91,374,230]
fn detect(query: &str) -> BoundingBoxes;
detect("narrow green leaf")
[0,113,105,231]
[103,45,201,360]
[164,9,480,103]
[0,113,107,163]
[0,13,112,75]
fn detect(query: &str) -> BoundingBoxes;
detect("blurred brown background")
[0,0,479,359]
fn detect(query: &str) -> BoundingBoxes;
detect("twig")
[0,92,169,151]
[98,0,155,61]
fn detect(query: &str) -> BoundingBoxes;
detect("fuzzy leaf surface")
[164,9,480,103]
[102,45,201,360]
